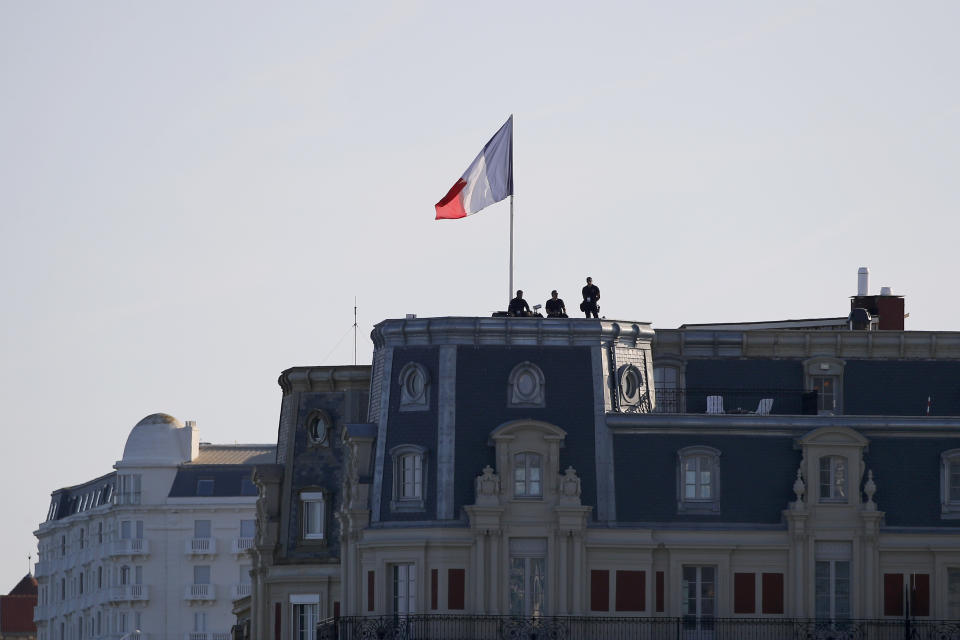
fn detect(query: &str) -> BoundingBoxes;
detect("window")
[941,450,960,518]
[509,538,546,617]
[513,452,543,498]
[120,520,143,540]
[78,572,83,595]
[677,446,721,513]
[193,565,211,585]
[193,612,207,633]
[949,569,960,619]
[97,566,102,589]
[393,564,417,615]
[194,519,212,539]
[398,363,431,412]
[653,365,682,413]
[815,542,851,620]
[301,492,325,540]
[196,478,214,496]
[79,528,85,549]
[805,358,845,415]
[117,474,141,504]
[240,519,256,539]
[682,566,715,632]
[119,566,130,586]
[97,522,103,544]
[390,445,427,511]
[60,535,66,557]
[292,598,319,640]
[240,475,258,496]
[306,410,332,445]
[819,456,848,502]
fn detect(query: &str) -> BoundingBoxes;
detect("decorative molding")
[507,362,546,408]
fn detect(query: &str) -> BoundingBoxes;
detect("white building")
[34,414,274,640]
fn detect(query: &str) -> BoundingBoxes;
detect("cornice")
[277,365,370,396]
[371,317,654,349]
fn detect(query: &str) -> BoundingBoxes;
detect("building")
[34,414,274,640]
[1,574,38,639]
[246,276,960,639]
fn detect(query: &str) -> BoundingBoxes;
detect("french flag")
[435,116,513,220]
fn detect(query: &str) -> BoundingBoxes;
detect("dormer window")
[819,456,848,502]
[390,445,427,511]
[196,478,214,496]
[513,452,543,498]
[677,446,721,513]
[941,450,960,518]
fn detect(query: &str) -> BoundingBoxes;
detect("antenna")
[353,297,358,366]
[27,553,32,575]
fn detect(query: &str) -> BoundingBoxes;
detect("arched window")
[508,362,546,408]
[513,452,543,498]
[677,446,721,513]
[398,362,431,412]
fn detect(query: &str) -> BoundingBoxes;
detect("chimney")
[857,267,869,296]
[849,267,905,331]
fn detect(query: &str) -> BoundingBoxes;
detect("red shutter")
[274,602,281,640]
[448,569,466,610]
[367,570,375,612]
[911,574,930,617]
[734,573,756,614]
[761,573,784,615]
[590,570,609,612]
[431,569,438,610]
[615,570,646,612]
[656,571,665,613]
[884,574,904,616]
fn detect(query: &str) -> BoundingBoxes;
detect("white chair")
[706,395,724,414]
[755,398,774,415]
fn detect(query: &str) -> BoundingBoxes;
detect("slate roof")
[7,575,36,597]
[190,444,276,465]
[168,464,260,498]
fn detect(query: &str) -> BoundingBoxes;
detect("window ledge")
[390,499,425,512]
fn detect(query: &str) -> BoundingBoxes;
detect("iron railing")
[318,615,960,640]
[653,388,819,415]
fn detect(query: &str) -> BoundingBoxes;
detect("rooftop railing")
[653,388,819,415]
[319,614,960,640]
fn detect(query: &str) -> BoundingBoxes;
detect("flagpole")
[509,194,514,301]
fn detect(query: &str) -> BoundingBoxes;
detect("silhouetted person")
[545,290,567,318]
[581,277,600,318]
[508,290,531,317]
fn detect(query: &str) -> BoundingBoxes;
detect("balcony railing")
[184,583,215,601]
[653,387,819,415]
[109,538,149,556]
[184,633,230,640]
[231,537,254,554]
[319,615,960,640]
[231,583,252,599]
[186,537,216,555]
[109,584,149,602]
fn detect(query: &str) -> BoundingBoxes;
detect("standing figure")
[581,277,600,318]
[545,290,567,318]
[508,290,531,317]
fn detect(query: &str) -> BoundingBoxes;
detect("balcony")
[652,388,818,415]
[184,583,216,601]
[231,537,254,555]
[231,583,252,599]
[109,584,149,602]
[109,538,149,557]
[319,616,960,640]
[184,633,230,640]
[185,537,216,555]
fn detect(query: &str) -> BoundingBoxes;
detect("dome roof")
[121,413,190,465]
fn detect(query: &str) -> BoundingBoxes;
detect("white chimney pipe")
[857,267,869,296]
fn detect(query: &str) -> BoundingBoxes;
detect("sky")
[2,0,959,589]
